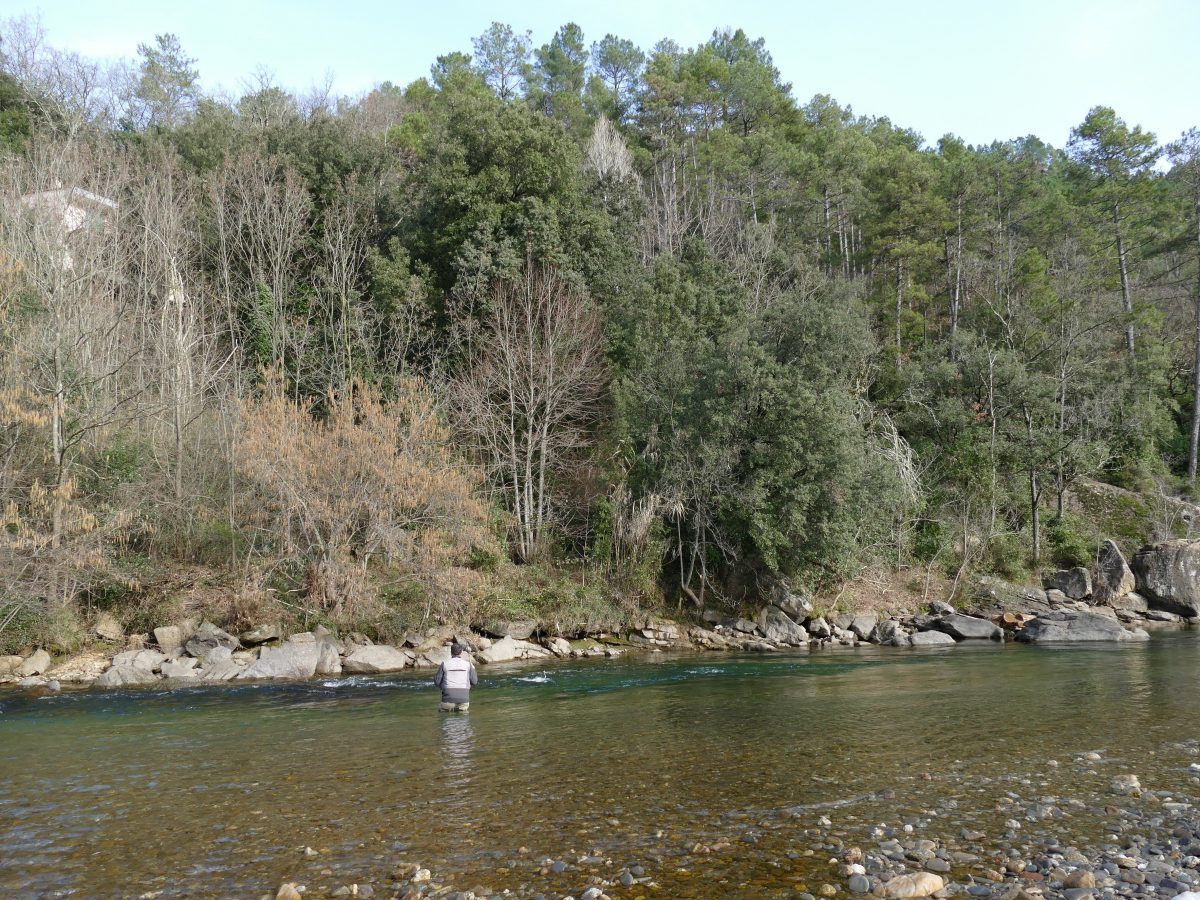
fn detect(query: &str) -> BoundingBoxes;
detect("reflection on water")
[0,632,1198,897]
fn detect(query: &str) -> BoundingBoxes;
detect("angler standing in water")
[433,643,477,711]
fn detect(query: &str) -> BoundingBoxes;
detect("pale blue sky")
[13,0,1200,149]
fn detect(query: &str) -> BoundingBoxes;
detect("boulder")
[484,620,538,641]
[1018,610,1150,643]
[113,649,166,672]
[871,619,911,647]
[927,600,955,615]
[0,655,24,676]
[1093,539,1136,604]
[759,606,808,645]
[236,643,320,680]
[204,645,234,665]
[93,612,123,642]
[315,638,342,675]
[477,635,519,664]
[1113,591,1150,614]
[849,614,878,641]
[770,582,813,620]
[17,649,52,677]
[239,624,282,646]
[1043,567,1092,600]
[154,625,184,652]
[1131,540,1200,617]
[807,617,832,638]
[874,872,944,898]
[95,664,159,688]
[909,630,956,647]
[342,644,413,674]
[833,612,855,631]
[160,659,200,679]
[546,636,572,657]
[932,613,1002,641]
[199,659,244,682]
[185,622,241,658]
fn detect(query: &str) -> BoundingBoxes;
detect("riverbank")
[3,560,1197,693]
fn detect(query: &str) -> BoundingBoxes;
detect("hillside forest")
[1,18,1199,651]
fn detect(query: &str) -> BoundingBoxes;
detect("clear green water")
[2,632,1199,898]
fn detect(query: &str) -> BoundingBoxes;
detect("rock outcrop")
[1131,540,1200,617]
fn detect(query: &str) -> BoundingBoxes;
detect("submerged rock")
[874,872,944,898]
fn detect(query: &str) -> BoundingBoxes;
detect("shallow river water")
[2,631,1199,898]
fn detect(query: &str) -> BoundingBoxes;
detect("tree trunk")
[1113,198,1136,363]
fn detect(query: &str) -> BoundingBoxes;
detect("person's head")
[450,643,463,657]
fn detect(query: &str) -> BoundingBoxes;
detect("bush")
[986,532,1028,581]
[1046,514,1100,569]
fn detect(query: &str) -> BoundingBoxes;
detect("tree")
[452,262,606,562]
[530,23,587,130]
[588,34,643,121]
[128,33,200,130]
[1169,129,1200,482]
[472,22,531,100]
[1068,106,1160,364]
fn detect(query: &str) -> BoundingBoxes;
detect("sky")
[12,0,1200,149]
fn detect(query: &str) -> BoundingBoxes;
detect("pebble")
[848,874,871,893]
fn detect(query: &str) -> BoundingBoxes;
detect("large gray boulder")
[154,625,184,652]
[1131,540,1200,617]
[932,613,1002,641]
[160,659,200,679]
[315,638,342,675]
[239,624,282,646]
[477,635,520,664]
[910,630,956,647]
[1044,567,1092,600]
[770,583,813,621]
[849,614,878,641]
[185,622,241,658]
[871,618,911,647]
[236,643,320,679]
[17,649,52,677]
[113,649,166,672]
[1018,610,1150,643]
[483,620,538,641]
[95,664,159,688]
[758,606,808,645]
[342,644,413,673]
[1093,540,1136,604]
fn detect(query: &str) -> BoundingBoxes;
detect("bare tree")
[453,263,606,561]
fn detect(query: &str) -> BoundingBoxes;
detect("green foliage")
[1046,514,1101,569]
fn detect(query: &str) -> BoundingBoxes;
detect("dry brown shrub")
[235,376,493,617]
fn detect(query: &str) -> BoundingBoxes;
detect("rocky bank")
[4,537,1200,693]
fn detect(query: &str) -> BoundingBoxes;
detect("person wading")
[433,643,477,711]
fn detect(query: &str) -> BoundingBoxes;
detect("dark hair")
[450,643,464,656]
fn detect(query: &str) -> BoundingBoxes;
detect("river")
[2,631,1198,898]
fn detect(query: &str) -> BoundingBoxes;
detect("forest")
[0,17,1198,652]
